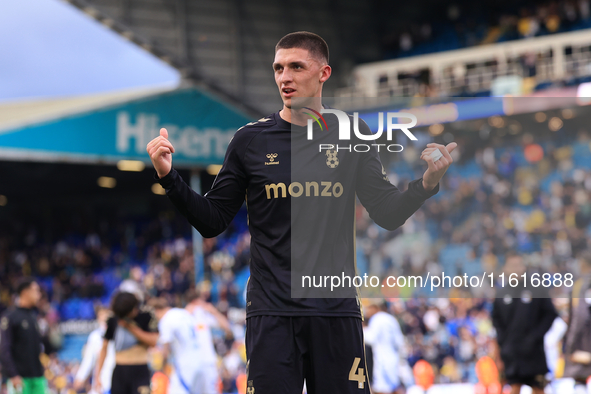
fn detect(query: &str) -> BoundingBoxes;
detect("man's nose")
[280,68,293,83]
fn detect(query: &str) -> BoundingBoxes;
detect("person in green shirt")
[0,278,48,394]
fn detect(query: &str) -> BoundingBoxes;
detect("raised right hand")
[147,128,176,179]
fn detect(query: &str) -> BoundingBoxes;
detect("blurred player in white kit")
[73,305,115,394]
[149,297,213,394]
[185,289,233,393]
[364,300,406,394]
[150,294,229,394]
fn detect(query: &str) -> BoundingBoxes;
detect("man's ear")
[320,64,332,83]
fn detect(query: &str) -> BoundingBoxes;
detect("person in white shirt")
[544,316,567,380]
[363,300,405,394]
[73,306,116,394]
[185,289,233,393]
[150,296,223,394]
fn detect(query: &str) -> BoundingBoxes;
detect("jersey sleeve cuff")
[412,178,439,199]
[154,168,177,190]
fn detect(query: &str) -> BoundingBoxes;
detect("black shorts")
[506,374,546,389]
[111,364,152,394]
[246,315,370,394]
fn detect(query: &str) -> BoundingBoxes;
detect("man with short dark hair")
[148,31,455,393]
[95,292,158,394]
[0,278,47,394]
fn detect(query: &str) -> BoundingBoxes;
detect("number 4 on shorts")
[349,357,365,389]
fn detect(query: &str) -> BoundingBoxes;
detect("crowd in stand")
[354,126,591,383]
[384,0,591,59]
[357,127,591,290]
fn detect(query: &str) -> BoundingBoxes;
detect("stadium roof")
[61,0,381,115]
[0,85,174,134]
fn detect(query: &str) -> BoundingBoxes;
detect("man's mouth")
[282,87,296,97]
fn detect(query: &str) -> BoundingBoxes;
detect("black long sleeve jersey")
[0,307,44,378]
[158,111,439,319]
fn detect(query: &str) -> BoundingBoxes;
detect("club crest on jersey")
[265,153,279,165]
[326,149,339,168]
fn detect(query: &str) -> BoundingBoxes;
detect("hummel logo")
[265,153,279,165]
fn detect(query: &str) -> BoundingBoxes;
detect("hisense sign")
[116,112,233,160]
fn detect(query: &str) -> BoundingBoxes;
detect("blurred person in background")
[564,251,591,394]
[119,268,147,304]
[220,340,246,393]
[543,311,567,389]
[185,288,232,340]
[149,297,219,394]
[492,252,557,394]
[185,289,232,391]
[363,300,405,394]
[0,278,47,394]
[455,326,477,382]
[95,292,158,394]
[73,305,115,394]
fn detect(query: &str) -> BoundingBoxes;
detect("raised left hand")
[420,142,457,191]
